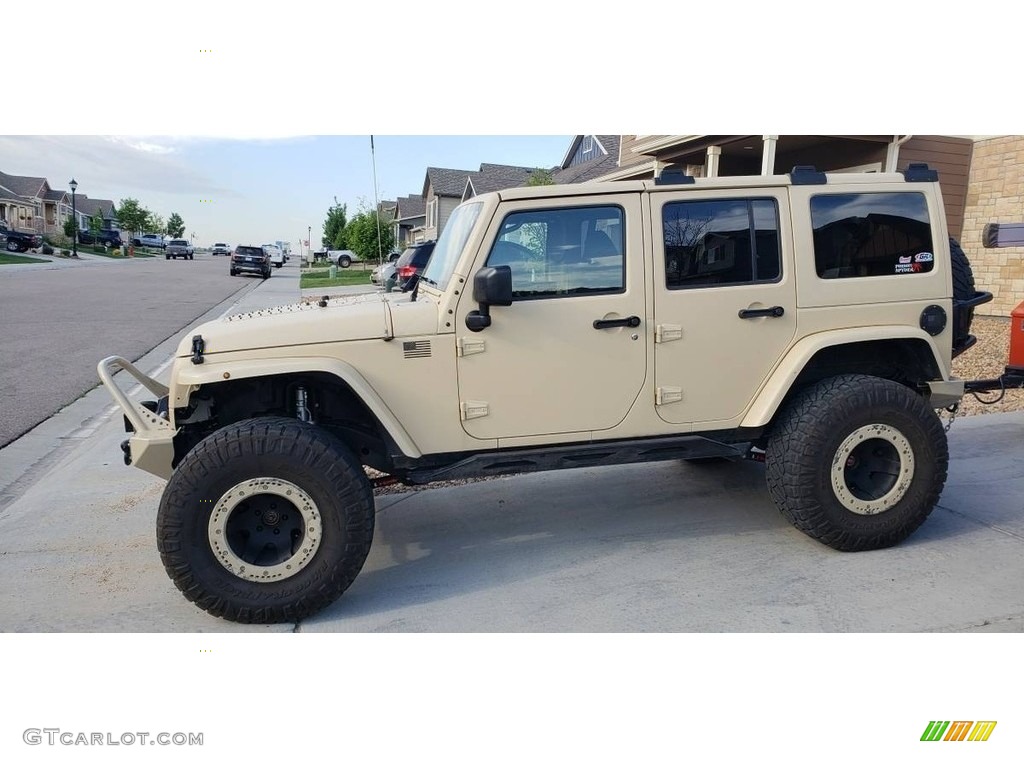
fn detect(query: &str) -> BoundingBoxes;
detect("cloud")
[0,136,238,198]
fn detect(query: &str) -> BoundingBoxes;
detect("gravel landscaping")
[952,314,1024,416]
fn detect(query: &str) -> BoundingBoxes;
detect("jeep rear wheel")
[765,375,947,551]
[339,256,351,268]
[156,417,375,623]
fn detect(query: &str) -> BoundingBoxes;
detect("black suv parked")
[78,229,123,248]
[230,245,271,279]
[394,241,436,290]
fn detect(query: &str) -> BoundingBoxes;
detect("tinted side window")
[486,205,625,299]
[811,192,933,279]
[663,199,781,289]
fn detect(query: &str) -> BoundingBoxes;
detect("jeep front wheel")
[156,417,374,623]
[765,375,947,551]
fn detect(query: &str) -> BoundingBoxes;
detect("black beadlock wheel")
[156,417,375,623]
[766,375,948,552]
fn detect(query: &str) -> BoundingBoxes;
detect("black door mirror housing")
[466,266,513,332]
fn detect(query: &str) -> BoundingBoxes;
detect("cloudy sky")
[0,135,571,249]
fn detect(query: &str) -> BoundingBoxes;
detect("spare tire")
[949,237,977,357]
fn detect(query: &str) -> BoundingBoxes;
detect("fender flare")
[740,326,948,428]
[174,356,422,458]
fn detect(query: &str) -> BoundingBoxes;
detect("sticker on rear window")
[915,252,934,262]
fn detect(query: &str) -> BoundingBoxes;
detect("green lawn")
[300,268,374,290]
[0,253,49,265]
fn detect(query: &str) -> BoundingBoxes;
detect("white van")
[262,244,285,268]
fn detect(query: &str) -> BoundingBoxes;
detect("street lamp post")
[69,178,78,258]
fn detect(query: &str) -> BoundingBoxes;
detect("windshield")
[420,201,483,289]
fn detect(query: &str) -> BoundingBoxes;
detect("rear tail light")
[398,265,417,278]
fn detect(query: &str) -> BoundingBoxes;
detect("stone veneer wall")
[960,136,1024,317]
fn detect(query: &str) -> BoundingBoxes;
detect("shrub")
[41,244,54,255]
[61,249,70,257]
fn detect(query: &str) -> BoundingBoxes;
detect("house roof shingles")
[0,171,47,199]
[425,167,476,197]
[553,135,622,184]
[395,194,425,221]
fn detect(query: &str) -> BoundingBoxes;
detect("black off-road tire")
[229,268,237,276]
[157,417,375,623]
[949,237,976,353]
[766,375,947,551]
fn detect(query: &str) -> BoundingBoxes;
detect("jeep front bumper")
[97,356,177,480]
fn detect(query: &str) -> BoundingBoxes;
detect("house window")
[662,198,781,289]
[810,192,932,279]
[427,198,438,229]
[582,136,594,153]
[486,205,625,300]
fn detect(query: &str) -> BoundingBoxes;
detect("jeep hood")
[175,293,395,358]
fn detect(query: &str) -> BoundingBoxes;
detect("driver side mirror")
[466,266,512,332]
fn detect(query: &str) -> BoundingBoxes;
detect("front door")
[650,189,797,427]
[456,194,646,440]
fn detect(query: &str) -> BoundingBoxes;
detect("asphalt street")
[0,260,1023,632]
[0,251,261,447]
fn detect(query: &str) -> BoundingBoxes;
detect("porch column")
[761,135,778,175]
[885,135,912,172]
[706,146,722,178]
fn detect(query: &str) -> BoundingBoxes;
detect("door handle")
[738,306,785,319]
[593,315,641,330]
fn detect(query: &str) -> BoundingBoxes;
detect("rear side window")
[237,246,262,256]
[662,198,781,289]
[811,192,933,279]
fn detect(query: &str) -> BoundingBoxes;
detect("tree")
[89,212,103,235]
[527,168,555,186]
[146,213,165,235]
[62,216,77,239]
[323,199,348,249]
[166,213,185,238]
[116,198,149,235]
[342,208,394,261]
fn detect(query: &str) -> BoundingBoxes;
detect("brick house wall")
[960,136,1024,317]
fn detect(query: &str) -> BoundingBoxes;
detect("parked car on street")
[133,233,166,249]
[370,251,401,287]
[166,239,194,260]
[230,245,270,278]
[77,228,124,248]
[211,242,231,256]
[394,241,436,290]
[1,221,43,252]
[262,244,285,268]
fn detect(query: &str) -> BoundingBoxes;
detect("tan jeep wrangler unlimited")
[99,163,990,623]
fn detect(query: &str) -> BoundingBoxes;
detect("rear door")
[650,188,797,428]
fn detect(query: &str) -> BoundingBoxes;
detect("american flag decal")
[403,340,431,359]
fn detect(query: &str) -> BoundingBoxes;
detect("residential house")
[552,135,622,184]
[0,182,33,230]
[0,171,48,233]
[74,196,118,231]
[421,167,476,242]
[959,135,1024,316]
[461,163,542,202]
[392,194,425,247]
[590,135,973,239]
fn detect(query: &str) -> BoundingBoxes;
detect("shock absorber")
[295,385,313,423]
